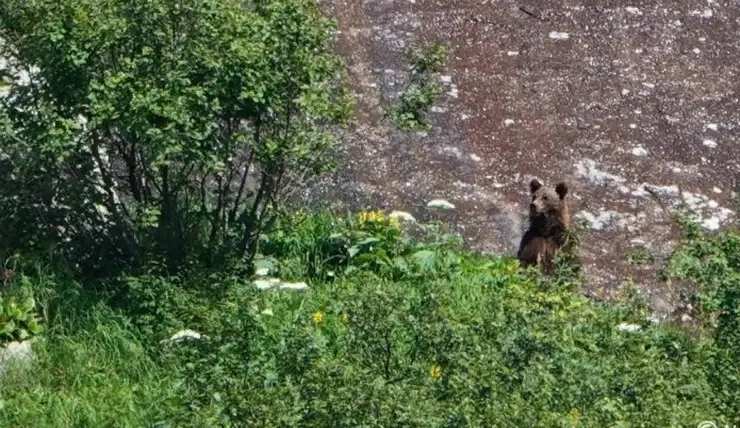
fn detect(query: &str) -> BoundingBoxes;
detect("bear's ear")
[555,182,569,199]
[529,179,542,194]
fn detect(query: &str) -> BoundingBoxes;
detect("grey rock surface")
[0,340,35,374]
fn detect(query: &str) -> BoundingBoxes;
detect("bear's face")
[528,179,569,232]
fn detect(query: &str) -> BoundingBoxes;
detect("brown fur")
[517,179,571,275]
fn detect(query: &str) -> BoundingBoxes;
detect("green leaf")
[392,256,409,273]
[410,249,437,272]
[17,328,29,340]
[21,296,35,312]
[1,320,16,336]
[27,318,42,335]
[348,246,361,258]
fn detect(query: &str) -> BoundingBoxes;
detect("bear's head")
[527,179,570,234]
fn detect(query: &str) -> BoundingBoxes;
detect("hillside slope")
[307,0,740,316]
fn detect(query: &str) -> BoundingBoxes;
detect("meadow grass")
[0,211,736,427]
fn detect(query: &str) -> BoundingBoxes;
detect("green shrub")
[664,220,740,419]
[261,209,468,283]
[0,295,43,345]
[148,212,721,427]
[390,41,450,131]
[1,211,738,426]
[0,258,46,345]
[0,0,351,276]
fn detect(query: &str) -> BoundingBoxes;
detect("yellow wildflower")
[428,363,442,380]
[312,311,324,325]
[357,209,385,225]
[568,408,579,426]
[388,215,401,229]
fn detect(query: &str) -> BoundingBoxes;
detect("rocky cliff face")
[306,1,740,314]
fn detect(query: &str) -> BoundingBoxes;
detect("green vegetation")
[625,246,656,266]
[389,41,450,131]
[661,219,740,419]
[0,0,351,274]
[0,212,738,426]
[0,294,43,344]
[0,0,738,427]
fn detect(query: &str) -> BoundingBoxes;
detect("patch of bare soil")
[306,0,740,318]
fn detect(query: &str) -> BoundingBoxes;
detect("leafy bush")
[0,295,43,345]
[0,0,351,276]
[0,257,46,345]
[390,41,450,130]
[162,259,718,427]
[1,211,738,426]
[260,209,470,283]
[663,219,740,419]
[148,211,724,427]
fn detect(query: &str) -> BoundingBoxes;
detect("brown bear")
[517,178,572,275]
